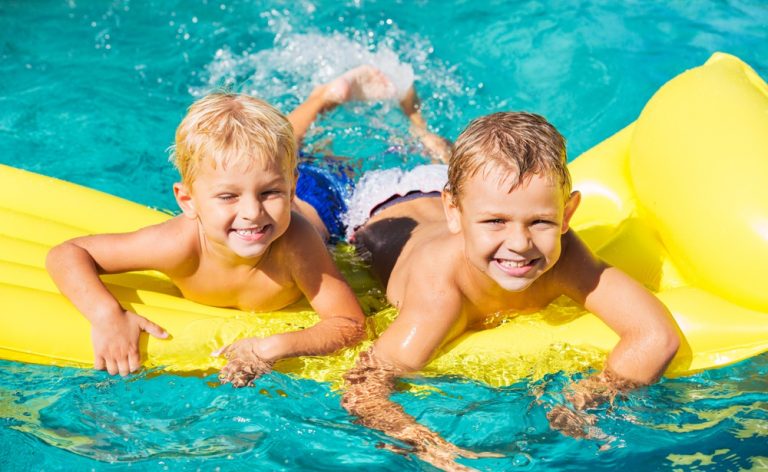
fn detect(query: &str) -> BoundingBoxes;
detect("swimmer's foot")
[324,65,397,104]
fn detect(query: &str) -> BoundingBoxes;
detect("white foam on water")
[190,12,473,168]
[192,31,415,101]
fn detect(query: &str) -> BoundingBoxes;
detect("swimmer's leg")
[287,85,337,146]
[289,65,399,145]
[326,64,398,103]
[399,86,453,164]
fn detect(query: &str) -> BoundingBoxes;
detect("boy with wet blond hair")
[47,92,366,385]
[342,112,681,469]
[174,93,297,187]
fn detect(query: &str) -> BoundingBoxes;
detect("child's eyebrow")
[476,210,559,220]
[530,211,560,219]
[209,175,288,189]
[474,210,512,219]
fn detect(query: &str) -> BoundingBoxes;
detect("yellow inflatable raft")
[1,52,767,386]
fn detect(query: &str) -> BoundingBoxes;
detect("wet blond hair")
[171,93,296,186]
[447,112,570,206]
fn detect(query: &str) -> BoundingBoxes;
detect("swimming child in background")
[45,88,373,384]
[341,112,681,469]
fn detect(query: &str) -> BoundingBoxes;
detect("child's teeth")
[500,259,526,268]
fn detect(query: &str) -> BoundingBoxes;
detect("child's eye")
[217,194,237,201]
[482,219,505,225]
[532,219,556,228]
[261,189,283,198]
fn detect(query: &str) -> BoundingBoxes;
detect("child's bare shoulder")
[551,230,606,298]
[141,216,202,275]
[390,229,463,298]
[279,211,327,253]
[277,211,334,270]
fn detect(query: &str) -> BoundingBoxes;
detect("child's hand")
[90,310,168,376]
[567,369,641,410]
[546,404,600,439]
[217,338,275,387]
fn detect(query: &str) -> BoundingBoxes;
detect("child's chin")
[230,243,270,259]
[495,279,535,292]
[490,269,538,292]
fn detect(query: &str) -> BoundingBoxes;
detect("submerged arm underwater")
[341,349,499,471]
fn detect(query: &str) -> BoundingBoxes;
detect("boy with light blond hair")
[341,112,681,469]
[46,89,372,385]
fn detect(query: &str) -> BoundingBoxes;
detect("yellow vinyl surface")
[1,53,766,386]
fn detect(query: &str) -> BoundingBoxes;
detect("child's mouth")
[493,257,538,276]
[232,225,270,241]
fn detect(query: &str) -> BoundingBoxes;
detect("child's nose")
[240,197,264,220]
[503,227,532,252]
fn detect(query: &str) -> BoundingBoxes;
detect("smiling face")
[174,157,294,263]
[445,168,579,292]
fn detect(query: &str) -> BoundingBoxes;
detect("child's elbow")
[654,323,681,366]
[45,242,70,272]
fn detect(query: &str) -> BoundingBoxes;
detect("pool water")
[2,0,768,470]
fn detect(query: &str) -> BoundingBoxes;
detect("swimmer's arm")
[341,272,488,468]
[46,218,192,374]
[254,216,366,361]
[546,233,680,438]
[560,232,680,399]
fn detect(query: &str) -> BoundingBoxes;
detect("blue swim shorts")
[295,160,354,243]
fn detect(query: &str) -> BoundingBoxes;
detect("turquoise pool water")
[2,0,768,470]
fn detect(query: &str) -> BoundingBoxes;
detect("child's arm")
[45,219,191,375]
[549,232,680,435]
[562,233,680,385]
[217,215,365,385]
[341,267,494,469]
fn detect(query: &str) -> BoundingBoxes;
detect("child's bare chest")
[173,260,302,312]
[466,280,561,327]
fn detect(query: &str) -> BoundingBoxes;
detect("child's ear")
[561,190,581,233]
[173,182,198,219]
[442,190,462,234]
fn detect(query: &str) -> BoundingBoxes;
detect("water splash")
[190,16,475,171]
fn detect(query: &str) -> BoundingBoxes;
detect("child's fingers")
[117,357,130,377]
[93,356,106,371]
[211,344,232,358]
[128,350,141,373]
[105,357,119,376]
[138,317,168,339]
